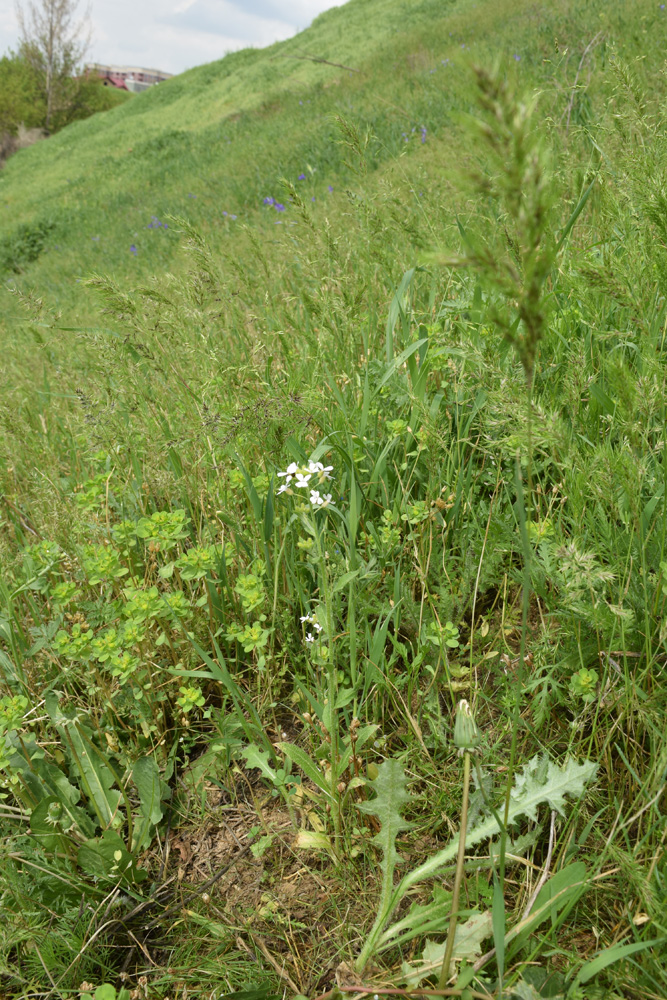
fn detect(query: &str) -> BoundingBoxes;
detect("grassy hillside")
[1,0,667,997]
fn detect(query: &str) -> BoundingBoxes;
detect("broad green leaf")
[217,984,280,1000]
[295,830,334,853]
[508,862,587,955]
[63,724,122,829]
[45,694,122,829]
[331,568,361,593]
[242,745,279,785]
[492,873,506,981]
[131,756,163,852]
[93,987,119,1000]
[278,742,332,798]
[78,830,148,884]
[401,912,493,986]
[509,982,552,1000]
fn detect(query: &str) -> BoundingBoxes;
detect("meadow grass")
[1,0,667,997]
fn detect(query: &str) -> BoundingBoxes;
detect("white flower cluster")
[277,461,333,508]
[300,612,324,644]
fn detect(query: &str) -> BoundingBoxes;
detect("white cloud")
[3,0,345,74]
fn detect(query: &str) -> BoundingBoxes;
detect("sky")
[1,0,346,75]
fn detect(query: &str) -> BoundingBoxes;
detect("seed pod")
[453,699,480,750]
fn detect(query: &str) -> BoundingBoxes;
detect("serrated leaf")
[357,754,597,974]
[242,745,279,785]
[398,756,597,896]
[356,757,412,859]
[353,759,413,970]
[511,755,595,821]
[401,911,493,986]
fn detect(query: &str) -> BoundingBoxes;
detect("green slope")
[2,0,644,309]
[1,0,667,993]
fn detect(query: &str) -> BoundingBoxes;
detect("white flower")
[278,462,298,478]
[313,622,323,632]
[310,490,323,506]
[277,483,290,495]
[305,633,315,643]
[307,460,334,480]
[322,493,332,506]
[300,614,313,623]
[295,472,311,488]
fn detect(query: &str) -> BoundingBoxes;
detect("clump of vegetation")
[1,0,666,997]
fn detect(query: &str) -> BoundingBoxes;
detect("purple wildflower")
[130,245,137,254]
[298,173,306,180]
[328,185,334,192]
[274,203,286,212]
[514,53,521,61]
[421,126,427,143]
[263,196,274,205]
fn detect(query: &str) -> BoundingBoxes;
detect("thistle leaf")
[355,754,596,975]
[398,756,597,896]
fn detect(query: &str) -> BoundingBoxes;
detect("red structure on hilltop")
[87,63,173,93]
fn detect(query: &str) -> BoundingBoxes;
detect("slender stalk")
[312,514,342,851]
[438,750,471,988]
[497,375,533,995]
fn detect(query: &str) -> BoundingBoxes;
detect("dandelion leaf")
[356,757,412,868]
[242,744,278,785]
[400,911,493,987]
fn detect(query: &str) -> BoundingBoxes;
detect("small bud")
[453,699,480,750]
[47,801,64,825]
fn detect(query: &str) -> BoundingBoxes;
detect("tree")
[0,53,45,135]
[15,0,91,132]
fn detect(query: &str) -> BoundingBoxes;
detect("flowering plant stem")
[438,750,471,989]
[312,516,342,852]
